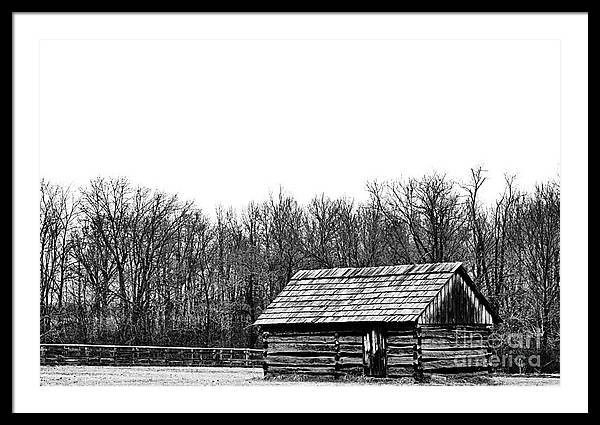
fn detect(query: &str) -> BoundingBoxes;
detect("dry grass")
[40,365,559,386]
[41,365,265,386]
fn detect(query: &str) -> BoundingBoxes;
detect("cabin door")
[363,328,387,377]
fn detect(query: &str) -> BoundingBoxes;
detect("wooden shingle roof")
[254,262,464,326]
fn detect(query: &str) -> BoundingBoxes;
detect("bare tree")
[463,167,490,290]
[368,173,468,263]
[303,194,341,268]
[39,172,561,368]
[80,178,133,342]
[40,180,78,341]
[266,189,304,295]
[515,181,560,370]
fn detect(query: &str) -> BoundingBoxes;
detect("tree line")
[40,169,559,372]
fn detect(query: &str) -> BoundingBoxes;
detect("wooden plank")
[387,357,414,371]
[267,365,336,375]
[420,324,491,331]
[387,343,415,352]
[267,355,335,365]
[338,350,363,359]
[387,373,414,378]
[422,356,490,370]
[336,365,365,375]
[387,352,414,359]
[337,335,363,344]
[268,335,333,344]
[338,357,364,367]
[385,329,415,337]
[421,333,489,341]
[420,329,489,338]
[268,342,333,353]
[338,344,363,353]
[387,345,414,356]
[420,336,463,344]
[387,365,414,374]
[386,336,416,345]
[269,350,336,358]
[424,366,489,374]
[422,349,488,359]
[269,331,335,338]
[422,346,488,352]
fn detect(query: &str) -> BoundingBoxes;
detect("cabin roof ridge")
[255,261,500,326]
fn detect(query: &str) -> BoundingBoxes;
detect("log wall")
[419,324,492,374]
[262,323,494,379]
[338,333,365,376]
[263,330,365,378]
[386,328,419,378]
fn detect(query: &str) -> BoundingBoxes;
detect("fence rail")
[40,343,263,368]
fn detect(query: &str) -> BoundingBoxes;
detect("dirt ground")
[40,365,560,386]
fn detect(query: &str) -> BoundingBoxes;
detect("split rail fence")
[40,343,263,368]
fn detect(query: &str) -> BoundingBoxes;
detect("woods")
[40,169,560,372]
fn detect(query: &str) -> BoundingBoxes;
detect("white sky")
[40,38,560,213]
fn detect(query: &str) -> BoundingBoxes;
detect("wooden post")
[486,325,493,374]
[412,342,418,378]
[382,330,388,378]
[417,325,423,380]
[413,325,423,381]
[362,332,369,376]
[262,331,269,377]
[334,332,340,379]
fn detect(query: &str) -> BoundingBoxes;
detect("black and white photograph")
[13,12,588,413]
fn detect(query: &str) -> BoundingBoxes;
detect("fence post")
[262,332,269,377]
[334,332,340,379]
[39,343,267,370]
[413,325,423,381]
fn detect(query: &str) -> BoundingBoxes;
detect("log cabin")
[254,262,501,379]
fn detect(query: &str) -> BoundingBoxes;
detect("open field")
[40,366,559,386]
